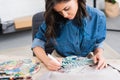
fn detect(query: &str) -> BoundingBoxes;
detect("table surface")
[36,59,120,80]
[1,55,120,80]
[0,55,120,80]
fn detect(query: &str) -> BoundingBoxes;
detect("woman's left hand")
[93,48,107,70]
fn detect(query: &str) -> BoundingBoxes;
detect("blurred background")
[0,0,120,54]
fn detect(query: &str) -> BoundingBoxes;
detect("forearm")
[33,46,61,70]
[94,42,104,55]
[33,46,50,64]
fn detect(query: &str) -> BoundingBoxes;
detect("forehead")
[53,0,72,12]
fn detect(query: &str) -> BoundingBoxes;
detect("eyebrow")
[57,6,69,13]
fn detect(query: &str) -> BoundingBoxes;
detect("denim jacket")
[32,6,106,57]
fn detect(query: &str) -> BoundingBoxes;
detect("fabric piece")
[40,65,120,80]
[2,20,16,34]
[39,56,120,80]
[59,56,93,73]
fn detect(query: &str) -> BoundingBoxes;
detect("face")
[53,0,78,20]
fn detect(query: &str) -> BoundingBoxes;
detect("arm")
[93,47,107,70]
[32,39,61,71]
[32,23,61,70]
[93,13,107,70]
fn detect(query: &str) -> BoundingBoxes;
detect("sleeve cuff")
[31,38,45,49]
[95,42,104,50]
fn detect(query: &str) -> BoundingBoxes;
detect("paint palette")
[0,59,40,79]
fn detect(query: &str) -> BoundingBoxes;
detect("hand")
[93,48,107,70]
[33,47,62,71]
[44,57,62,71]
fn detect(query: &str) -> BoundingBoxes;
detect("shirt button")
[76,42,78,45]
[76,32,78,36]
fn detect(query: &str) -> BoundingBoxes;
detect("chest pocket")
[81,38,96,53]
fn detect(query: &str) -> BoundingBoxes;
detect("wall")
[86,0,105,9]
[117,0,120,6]
[87,0,120,9]
[0,0,120,22]
[0,0,45,22]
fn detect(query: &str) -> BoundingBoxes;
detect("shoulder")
[40,21,46,27]
[38,21,47,31]
[86,5,105,18]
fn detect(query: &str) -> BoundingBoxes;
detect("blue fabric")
[32,6,106,57]
[32,38,45,49]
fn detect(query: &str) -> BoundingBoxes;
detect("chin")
[68,16,75,20]
[68,17,74,20]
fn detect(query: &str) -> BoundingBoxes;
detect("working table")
[0,55,120,80]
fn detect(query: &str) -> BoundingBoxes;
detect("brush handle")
[48,54,60,65]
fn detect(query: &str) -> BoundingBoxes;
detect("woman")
[32,0,107,71]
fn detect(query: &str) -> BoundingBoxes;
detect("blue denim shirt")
[32,6,106,57]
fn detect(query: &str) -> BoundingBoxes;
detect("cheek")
[71,5,78,15]
[70,8,77,16]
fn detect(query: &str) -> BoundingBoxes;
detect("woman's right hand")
[44,58,62,71]
[33,47,62,71]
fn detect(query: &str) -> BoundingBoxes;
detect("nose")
[61,11,68,18]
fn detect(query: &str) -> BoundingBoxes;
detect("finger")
[56,58,63,64]
[47,64,61,71]
[96,60,104,70]
[96,59,107,70]
[49,67,61,71]
[49,62,61,68]
[51,60,61,67]
[93,56,97,64]
[50,60,61,68]
[99,62,106,70]
[46,62,61,70]
[48,67,58,71]
[105,63,108,68]
[47,59,60,66]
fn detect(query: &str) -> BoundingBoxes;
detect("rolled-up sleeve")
[95,42,104,50]
[32,38,45,49]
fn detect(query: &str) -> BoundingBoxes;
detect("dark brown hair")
[44,0,88,41]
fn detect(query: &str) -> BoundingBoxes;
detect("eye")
[58,12,63,15]
[64,7,70,11]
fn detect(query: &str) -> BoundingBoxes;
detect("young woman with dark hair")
[32,0,107,71]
